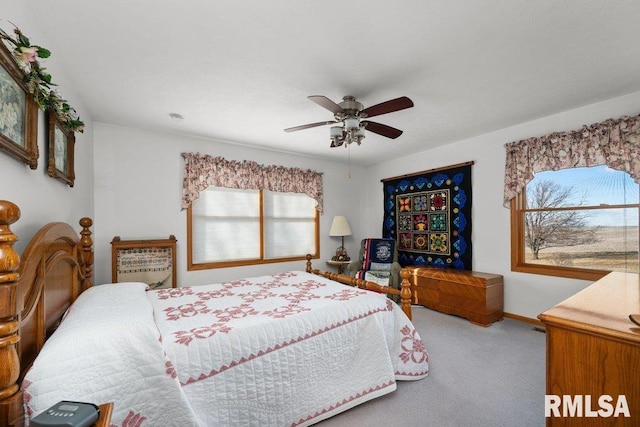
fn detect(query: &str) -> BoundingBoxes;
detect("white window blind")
[191,187,260,263]
[191,187,317,265]
[263,190,317,259]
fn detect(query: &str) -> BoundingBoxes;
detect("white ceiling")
[22,0,640,166]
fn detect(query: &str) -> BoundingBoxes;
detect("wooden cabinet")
[406,266,503,326]
[538,272,640,426]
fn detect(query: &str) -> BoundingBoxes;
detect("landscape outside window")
[523,165,639,274]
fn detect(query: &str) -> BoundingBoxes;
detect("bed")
[0,200,429,426]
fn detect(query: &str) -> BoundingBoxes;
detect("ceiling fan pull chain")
[348,144,352,179]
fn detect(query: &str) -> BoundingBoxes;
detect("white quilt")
[23,272,429,427]
[22,283,199,426]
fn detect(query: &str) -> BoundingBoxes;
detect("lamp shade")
[345,118,359,130]
[329,216,352,237]
[330,126,343,137]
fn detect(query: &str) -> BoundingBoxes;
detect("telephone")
[31,401,100,427]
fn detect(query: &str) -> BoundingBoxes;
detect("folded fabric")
[358,271,392,286]
[362,238,396,270]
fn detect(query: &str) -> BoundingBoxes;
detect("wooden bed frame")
[0,200,412,426]
[305,254,414,320]
[0,200,94,426]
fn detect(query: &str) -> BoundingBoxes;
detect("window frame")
[510,185,640,281]
[187,188,320,270]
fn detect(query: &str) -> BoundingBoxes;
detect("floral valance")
[182,153,324,212]
[503,114,640,206]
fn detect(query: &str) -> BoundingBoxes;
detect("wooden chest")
[407,266,504,326]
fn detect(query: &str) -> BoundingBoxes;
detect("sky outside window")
[529,165,639,227]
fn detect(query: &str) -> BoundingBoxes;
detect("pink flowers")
[399,325,428,364]
[0,25,85,133]
[15,46,38,68]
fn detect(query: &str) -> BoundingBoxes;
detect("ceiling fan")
[284,95,414,148]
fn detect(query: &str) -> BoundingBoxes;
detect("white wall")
[365,90,640,318]
[92,123,366,286]
[1,2,94,254]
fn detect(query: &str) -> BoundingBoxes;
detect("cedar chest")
[407,266,504,326]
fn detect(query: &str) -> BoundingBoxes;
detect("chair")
[347,238,402,299]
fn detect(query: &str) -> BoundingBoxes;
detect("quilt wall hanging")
[382,161,473,270]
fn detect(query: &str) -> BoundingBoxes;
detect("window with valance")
[504,114,640,280]
[182,152,323,212]
[182,153,323,269]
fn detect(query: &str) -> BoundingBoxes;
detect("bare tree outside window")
[525,180,600,260]
[515,166,640,277]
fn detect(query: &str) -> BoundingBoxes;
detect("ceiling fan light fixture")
[345,118,359,130]
[330,125,344,147]
[330,126,343,137]
[284,94,413,149]
[352,126,366,145]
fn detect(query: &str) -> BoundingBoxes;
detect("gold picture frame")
[47,110,75,186]
[0,41,38,168]
[111,236,177,289]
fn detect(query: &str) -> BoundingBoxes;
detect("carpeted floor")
[318,306,546,427]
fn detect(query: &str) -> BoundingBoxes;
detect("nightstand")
[326,260,351,274]
[95,403,113,427]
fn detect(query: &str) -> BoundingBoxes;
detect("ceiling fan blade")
[284,120,337,132]
[308,95,344,115]
[362,120,403,139]
[360,96,414,118]
[330,139,345,148]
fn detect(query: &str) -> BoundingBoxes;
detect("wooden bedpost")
[399,269,413,320]
[0,201,23,426]
[79,217,94,290]
[305,254,414,320]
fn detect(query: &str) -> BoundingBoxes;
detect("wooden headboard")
[0,200,93,426]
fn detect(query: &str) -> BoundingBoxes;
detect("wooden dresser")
[406,266,504,326]
[538,272,640,426]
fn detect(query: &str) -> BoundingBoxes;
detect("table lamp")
[329,215,352,261]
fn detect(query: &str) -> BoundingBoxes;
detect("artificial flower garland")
[0,25,84,133]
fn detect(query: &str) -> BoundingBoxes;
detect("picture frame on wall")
[0,41,38,169]
[111,236,178,289]
[47,111,75,186]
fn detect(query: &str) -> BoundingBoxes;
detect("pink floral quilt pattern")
[147,271,428,426]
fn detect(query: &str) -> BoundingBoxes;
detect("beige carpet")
[318,305,546,427]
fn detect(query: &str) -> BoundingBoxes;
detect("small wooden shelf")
[326,260,351,274]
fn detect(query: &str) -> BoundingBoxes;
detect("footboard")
[305,255,413,320]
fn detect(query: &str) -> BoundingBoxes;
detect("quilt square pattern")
[382,164,472,270]
[396,189,451,254]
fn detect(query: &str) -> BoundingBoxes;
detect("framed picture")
[0,41,38,168]
[47,111,75,186]
[111,236,177,289]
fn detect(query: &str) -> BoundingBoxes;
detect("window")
[511,165,639,280]
[188,187,319,269]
